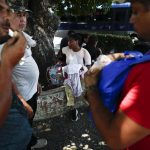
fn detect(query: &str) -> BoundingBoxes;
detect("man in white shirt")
[9,3,47,149]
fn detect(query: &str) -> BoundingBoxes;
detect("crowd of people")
[1,0,150,149]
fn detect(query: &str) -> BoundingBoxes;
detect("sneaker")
[71,109,79,121]
[31,138,47,149]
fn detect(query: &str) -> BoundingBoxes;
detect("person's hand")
[1,31,26,69]
[37,83,42,96]
[16,93,34,119]
[22,100,34,119]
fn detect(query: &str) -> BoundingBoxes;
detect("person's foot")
[31,138,47,149]
[71,109,79,121]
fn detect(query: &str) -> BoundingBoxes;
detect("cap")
[11,5,31,13]
[9,1,31,13]
[10,5,32,12]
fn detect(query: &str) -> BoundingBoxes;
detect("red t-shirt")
[119,62,150,150]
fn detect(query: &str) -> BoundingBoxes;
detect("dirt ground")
[33,107,111,150]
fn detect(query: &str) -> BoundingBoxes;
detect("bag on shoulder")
[98,51,150,112]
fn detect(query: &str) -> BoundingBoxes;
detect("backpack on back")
[98,52,150,112]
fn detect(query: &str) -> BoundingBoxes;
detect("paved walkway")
[33,107,111,150]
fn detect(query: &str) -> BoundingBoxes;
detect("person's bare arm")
[84,71,150,149]
[107,53,125,61]
[0,32,26,126]
[0,61,13,126]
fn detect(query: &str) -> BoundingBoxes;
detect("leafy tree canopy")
[8,0,129,17]
[54,0,112,16]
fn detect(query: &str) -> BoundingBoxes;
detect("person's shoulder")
[81,47,91,55]
[62,46,69,53]
[81,47,88,51]
[129,61,150,78]
[62,46,69,50]
[135,60,150,68]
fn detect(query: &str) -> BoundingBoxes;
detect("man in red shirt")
[84,0,150,149]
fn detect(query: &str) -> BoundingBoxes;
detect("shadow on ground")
[33,107,111,150]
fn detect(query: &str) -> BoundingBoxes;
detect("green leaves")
[54,0,112,16]
[97,34,133,54]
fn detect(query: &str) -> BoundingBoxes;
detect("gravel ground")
[33,107,111,150]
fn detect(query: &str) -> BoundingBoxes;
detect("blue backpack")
[98,52,150,112]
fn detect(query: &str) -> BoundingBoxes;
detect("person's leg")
[26,92,47,150]
[26,93,38,150]
[71,108,79,121]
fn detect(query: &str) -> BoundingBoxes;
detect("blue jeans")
[0,94,32,150]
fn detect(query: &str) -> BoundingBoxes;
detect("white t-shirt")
[0,33,39,101]
[62,46,91,66]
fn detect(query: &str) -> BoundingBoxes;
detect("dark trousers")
[26,92,38,150]
[0,94,32,150]
[27,93,38,125]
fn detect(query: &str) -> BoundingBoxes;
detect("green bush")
[97,34,134,54]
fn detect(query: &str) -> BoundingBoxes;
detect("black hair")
[68,33,81,41]
[133,42,150,54]
[67,30,75,36]
[68,33,82,47]
[83,33,89,39]
[86,35,98,47]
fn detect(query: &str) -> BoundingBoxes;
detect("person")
[81,33,89,47]
[84,0,150,149]
[83,34,102,64]
[133,41,150,54]
[59,30,75,51]
[8,3,47,149]
[58,33,91,121]
[59,33,91,69]
[130,32,150,54]
[0,0,32,149]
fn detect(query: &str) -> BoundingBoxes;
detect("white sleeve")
[83,48,91,65]
[62,46,69,55]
